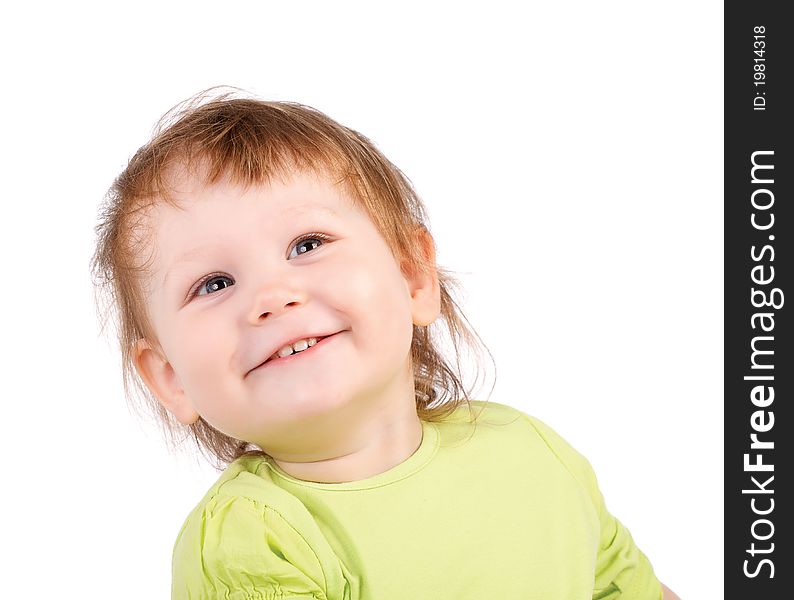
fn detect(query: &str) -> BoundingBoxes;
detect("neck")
[272,410,423,483]
[268,361,424,484]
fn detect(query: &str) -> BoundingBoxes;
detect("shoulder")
[450,399,572,438]
[465,403,664,599]
[172,456,346,599]
[454,399,579,449]
[459,401,600,494]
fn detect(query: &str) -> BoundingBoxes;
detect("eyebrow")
[160,204,340,288]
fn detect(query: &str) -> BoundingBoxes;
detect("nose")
[247,279,309,324]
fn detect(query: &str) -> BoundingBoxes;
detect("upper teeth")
[273,337,318,360]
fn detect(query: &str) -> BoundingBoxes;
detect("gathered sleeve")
[524,416,663,600]
[171,473,348,600]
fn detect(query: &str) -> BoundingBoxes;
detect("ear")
[403,226,442,327]
[133,339,200,425]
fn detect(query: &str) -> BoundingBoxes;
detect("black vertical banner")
[726,4,793,598]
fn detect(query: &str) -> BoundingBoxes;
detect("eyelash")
[188,232,332,299]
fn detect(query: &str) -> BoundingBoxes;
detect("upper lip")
[246,331,340,375]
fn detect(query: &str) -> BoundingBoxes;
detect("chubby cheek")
[167,316,238,405]
[333,249,415,362]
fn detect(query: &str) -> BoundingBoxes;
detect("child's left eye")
[288,233,331,259]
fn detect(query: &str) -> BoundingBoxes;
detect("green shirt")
[172,401,662,599]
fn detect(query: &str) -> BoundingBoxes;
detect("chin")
[255,385,351,421]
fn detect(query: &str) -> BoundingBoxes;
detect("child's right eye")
[192,274,235,298]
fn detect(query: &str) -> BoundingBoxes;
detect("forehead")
[152,169,356,232]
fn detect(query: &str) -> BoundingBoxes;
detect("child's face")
[135,170,439,457]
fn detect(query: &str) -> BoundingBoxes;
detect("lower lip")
[250,332,342,374]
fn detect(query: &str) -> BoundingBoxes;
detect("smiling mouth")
[248,332,340,375]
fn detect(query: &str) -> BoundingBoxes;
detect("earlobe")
[405,227,442,327]
[133,339,200,425]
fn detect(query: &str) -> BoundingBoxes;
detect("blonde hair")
[91,88,495,469]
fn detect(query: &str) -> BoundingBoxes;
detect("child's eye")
[188,233,330,299]
[288,232,331,259]
[193,274,235,297]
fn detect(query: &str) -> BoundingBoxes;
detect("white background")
[1,2,722,598]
